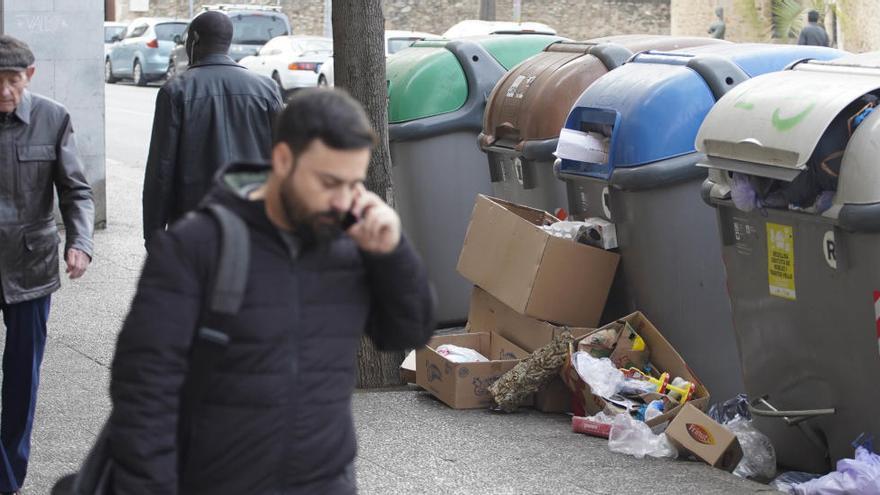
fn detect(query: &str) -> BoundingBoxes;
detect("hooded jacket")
[110,162,434,494]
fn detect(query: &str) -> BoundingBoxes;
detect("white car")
[239,35,333,92]
[442,20,556,38]
[317,30,440,87]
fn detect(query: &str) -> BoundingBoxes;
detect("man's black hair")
[189,11,234,55]
[0,35,34,72]
[273,88,378,155]
[808,10,820,23]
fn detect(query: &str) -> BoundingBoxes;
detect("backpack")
[51,203,250,495]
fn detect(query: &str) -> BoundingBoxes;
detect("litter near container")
[553,43,845,404]
[387,33,564,326]
[478,35,727,214]
[696,52,880,472]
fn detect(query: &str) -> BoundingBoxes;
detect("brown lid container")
[480,35,729,153]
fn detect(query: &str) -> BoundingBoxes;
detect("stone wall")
[115,0,672,40]
[4,0,107,226]
[671,0,772,42]
[837,0,880,52]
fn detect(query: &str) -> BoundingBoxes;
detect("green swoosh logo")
[772,103,816,131]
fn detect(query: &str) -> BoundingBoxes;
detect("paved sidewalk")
[5,158,781,493]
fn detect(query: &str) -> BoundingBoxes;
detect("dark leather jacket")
[0,91,94,304]
[142,53,283,242]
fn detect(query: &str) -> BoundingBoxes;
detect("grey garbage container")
[387,34,563,326]
[553,43,845,404]
[696,53,880,473]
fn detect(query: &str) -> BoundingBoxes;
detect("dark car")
[168,4,291,78]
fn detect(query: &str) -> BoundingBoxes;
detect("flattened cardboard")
[466,287,595,352]
[457,195,619,327]
[560,312,710,428]
[666,404,744,472]
[466,287,595,413]
[416,332,529,409]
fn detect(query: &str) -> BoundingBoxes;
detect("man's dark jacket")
[798,23,829,47]
[110,163,435,494]
[142,54,283,242]
[0,90,93,303]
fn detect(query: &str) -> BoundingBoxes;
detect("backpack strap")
[179,203,250,475]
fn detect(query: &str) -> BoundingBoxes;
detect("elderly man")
[0,36,94,494]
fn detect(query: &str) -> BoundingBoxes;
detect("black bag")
[52,203,250,495]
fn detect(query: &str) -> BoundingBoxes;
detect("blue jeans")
[0,295,50,492]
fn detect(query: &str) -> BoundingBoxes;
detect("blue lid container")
[557,43,844,180]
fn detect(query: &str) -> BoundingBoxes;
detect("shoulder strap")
[179,203,250,474]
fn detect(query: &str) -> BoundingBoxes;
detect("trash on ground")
[726,415,776,480]
[780,446,880,495]
[608,413,678,459]
[489,330,576,413]
[436,344,490,363]
[666,403,743,471]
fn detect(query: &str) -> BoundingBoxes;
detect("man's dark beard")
[280,175,345,249]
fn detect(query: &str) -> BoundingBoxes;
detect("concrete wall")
[114,0,672,40]
[837,0,880,52]
[2,0,107,227]
[670,0,772,42]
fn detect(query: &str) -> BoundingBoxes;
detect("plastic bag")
[435,344,489,363]
[572,351,624,398]
[726,415,776,480]
[608,413,677,459]
[789,446,880,495]
[708,394,751,423]
[771,472,823,494]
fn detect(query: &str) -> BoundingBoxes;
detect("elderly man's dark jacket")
[110,163,435,494]
[142,53,283,243]
[0,90,94,303]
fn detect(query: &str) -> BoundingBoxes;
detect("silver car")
[105,17,187,86]
[104,22,127,59]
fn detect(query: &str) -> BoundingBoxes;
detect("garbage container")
[478,35,728,213]
[387,34,563,326]
[696,53,880,473]
[553,44,844,406]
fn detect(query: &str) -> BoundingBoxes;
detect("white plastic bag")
[608,413,678,459]
[726,415,777,480]
[790,447,880,495]
[572,351,624,398]
[435,344,489,363]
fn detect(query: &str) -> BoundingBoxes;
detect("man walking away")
[0,35,94,495]
[143,10,283,244]
[109,88,435,494]
[798,10,830,47]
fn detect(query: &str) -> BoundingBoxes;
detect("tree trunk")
[480,0,496,21]
[332,0,405,389]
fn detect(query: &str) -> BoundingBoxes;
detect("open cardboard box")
[457,195,619,328]
[465,287,595,412]
[416,332,529,409]
[560,312,710,429]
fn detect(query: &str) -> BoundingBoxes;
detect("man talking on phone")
[107,88,435,494]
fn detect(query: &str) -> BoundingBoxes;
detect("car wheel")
[317,75,328,87]
[105,59,118,84]
[133,60,146,86]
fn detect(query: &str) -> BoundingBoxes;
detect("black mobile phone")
[341,210,359,230]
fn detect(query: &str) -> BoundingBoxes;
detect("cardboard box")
[666,404,744,472]
[457,195,619,327]
[416,332,529,409]
[400,350,416,384]
[466,287,595,413]
[560,312,710,428]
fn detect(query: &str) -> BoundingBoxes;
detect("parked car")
[104,22,127,59]
[442,20,556,38]
[317,30,440,87]
[239,35,332,92]
[105,17,187,86]
[168,4,291,78]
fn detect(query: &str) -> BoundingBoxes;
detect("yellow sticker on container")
[767,223,796,300]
